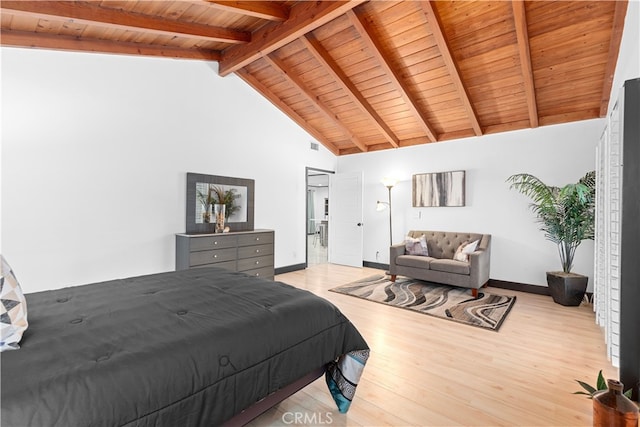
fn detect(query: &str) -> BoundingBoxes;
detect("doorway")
[306,167,333,266]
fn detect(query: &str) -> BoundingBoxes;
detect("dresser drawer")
[238,232,273,247]
[192,260,236,272]
[176,230,274,272]
[238,243,273,259]
[189,235,237,252]
[189,248,237,266]
[241,265,274,280]
[238,255,273,272]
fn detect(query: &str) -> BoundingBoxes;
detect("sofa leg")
[390,274,397,282]
[471,288,478,298]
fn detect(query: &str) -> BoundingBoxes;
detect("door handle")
[357,223,363,226]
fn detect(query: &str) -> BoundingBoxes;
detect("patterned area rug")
[330,275,516,331]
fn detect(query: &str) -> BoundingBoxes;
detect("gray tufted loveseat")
[389,230,491,297]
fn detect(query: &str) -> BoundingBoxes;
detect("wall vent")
[310,142,319,151]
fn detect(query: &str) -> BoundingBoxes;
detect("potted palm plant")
[196,185,241,230]
[507,171,596,306]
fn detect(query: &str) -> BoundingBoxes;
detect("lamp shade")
[381,177,397,188]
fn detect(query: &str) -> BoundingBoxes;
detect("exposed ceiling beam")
[1,1,249,44]
[0,29,221,61]
[511,0,539,128]
[347,9,438,144]
[264,54,368,152]
[205,1,289,22]
[599,0,629,117]
[219,0,366,76]
[419,1,482,136]
[236,68,340,155]
[301,34,399,149]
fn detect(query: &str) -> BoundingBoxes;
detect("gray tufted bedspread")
[1,267,368,426]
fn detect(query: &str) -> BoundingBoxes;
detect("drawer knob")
[255,261,260,265]
[214,241,218,245]
[256,249,260,253]
[256,237,260,241]
[255,273,260,276]
[213,255,218,258]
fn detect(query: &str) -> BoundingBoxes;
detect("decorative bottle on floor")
[592,379,638,427]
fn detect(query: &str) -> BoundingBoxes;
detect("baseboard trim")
[275,263,306,275]
[363,261,388,271]
[488,279,550,295]
[277,263,550,297]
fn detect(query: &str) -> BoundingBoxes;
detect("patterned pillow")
[1,256,28,351]
[453,240,479,262]
[405,234,429,256]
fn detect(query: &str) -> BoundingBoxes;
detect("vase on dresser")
[202,204,212,223]
[214,204,225,233]
[593,379,639,427]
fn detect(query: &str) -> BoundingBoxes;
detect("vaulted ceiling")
[1,1,628,155]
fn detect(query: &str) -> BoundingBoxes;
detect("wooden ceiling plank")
[306,13,352,43]
[205,1,289,22]
[219,0,367,76]
[511,0,538,128]
[527,1,614,38]
[599,0,628,117]
[0,30,220,61]
[1,1,249,44]
[539,109,600,127]
[483,119,532,135]
[442,4,516,43]
[347,9,438,143]
[301,34,399,149]
[235,68,340,155]
[419,1,482,136]
[264,54,367,152]
[0,29,221,60]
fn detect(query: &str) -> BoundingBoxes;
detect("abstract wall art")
[412,170,465,207]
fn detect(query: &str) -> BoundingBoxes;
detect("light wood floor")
[248,264,617,427]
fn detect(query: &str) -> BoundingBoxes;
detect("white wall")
[0,48,3,255]
[1,48,335,293]
[607,0,640,116]
[337,119,603,288]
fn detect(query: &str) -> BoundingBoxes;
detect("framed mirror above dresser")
[185,172,255,234]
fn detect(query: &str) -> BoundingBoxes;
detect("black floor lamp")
[376,177,397,247]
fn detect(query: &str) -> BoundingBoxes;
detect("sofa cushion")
[453,240,479,262]
[407,230,483,259]
[429,259,470,275]
[404,234,429,256]
[395,255,435,269]
[1,256,28,352]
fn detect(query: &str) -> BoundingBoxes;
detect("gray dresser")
[176,230,274,280]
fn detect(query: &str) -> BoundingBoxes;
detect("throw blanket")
[326,349,370,412]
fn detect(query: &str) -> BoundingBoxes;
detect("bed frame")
[223,367,325,426]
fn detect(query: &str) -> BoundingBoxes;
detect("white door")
[328,171,363,267]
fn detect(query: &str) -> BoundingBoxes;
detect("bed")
[0,266,369,426]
